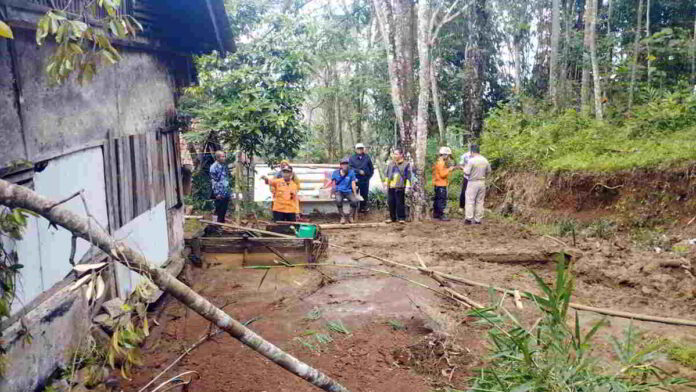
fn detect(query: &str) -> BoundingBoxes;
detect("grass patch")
[387,320,406,331]
[467,255,694,390]
[668,341,696,370]
[326,320,350,335]
[305,307,322,321]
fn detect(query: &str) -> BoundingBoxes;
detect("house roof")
[0,0,235,54]
[141,0,236,54]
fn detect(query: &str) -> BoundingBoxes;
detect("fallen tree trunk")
[0,179,349,392]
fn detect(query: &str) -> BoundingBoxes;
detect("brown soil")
[123,212,696,392]
[494,166,696,230]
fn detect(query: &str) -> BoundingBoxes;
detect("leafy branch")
[35,0,142,84]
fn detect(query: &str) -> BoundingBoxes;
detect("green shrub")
[467,256,693,391]
[482,91,696,173]
[368,189,387,210]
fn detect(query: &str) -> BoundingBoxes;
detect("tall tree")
[549,0,562,108]
[588,0,603,120]
[581,0,593,114]
[645,0,651,85]
[468,0,488,138]
[692,14,696,85]
[628,0,643,110]
[431,57,446,144]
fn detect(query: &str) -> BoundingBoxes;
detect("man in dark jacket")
[348,143,374,213]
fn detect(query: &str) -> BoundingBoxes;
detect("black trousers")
[388,188,406,221]
[433,186,448,218]
[459,178,469,209]
[273,211,296,222]
[336,191,359,216]
[357,180,370,211]
[214,196,230,223]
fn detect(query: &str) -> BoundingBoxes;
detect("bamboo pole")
[0,180,350,392]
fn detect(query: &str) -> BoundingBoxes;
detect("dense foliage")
[483,90,696,172]
[180,2,313,162]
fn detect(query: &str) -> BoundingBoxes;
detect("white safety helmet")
[439,146,452,155]
[355,143,365,149]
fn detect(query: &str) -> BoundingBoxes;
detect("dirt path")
[124,216,696,392]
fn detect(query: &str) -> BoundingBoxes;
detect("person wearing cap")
[432,146,461,221]
[327,158,359,224]
[209,151,230,223]
[348,143,374,213]
[275,159,301,216]
[383,148,412,223]
[261,166,299,222]
[462,144,492,224]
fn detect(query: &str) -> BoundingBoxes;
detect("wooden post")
[235,150,243,224]
[304,239,314,264]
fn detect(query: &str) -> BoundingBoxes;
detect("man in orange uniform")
[274,160,301,218]
[432,146,461,221]
[262,166,299,222]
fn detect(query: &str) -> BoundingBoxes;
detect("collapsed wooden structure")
[186,223,328,267]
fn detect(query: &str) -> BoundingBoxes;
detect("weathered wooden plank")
[119,137,133,223]
[144,132,156,208]
[172,131,184,207]
[131,135,143,216]
[199,237,307,248]
[103,135,118,232]
[161,132,172,208]
[151,132,165,205]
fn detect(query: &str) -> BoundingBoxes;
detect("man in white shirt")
[462,145,491,224]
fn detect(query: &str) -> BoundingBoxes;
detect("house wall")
[0,29,187,392]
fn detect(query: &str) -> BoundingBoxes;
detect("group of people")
[432,144,491,224]
[209,143,491,225]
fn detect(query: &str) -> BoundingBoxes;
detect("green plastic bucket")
[296,224,317,239]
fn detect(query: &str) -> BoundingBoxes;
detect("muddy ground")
[124,213,696,392]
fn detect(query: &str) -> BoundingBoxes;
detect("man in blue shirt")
[209,151,230,223]
[330,157,359,224]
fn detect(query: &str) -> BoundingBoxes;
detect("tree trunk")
[580,0,593,114]
[468,0,487,139]
[336,92,343,159]
[324,66,337,160]
[372,0,416,145]
[561,0,574,106]
[511,36,523,97]
[431,57,446,145]
[0,179,349,392]
[646,0,651,85]
[373,0,423,218]
[588,0,603,120]
[549,0,561,108]
[628,0,643,110]
[691,13,695,85]
[413,0,431,221]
